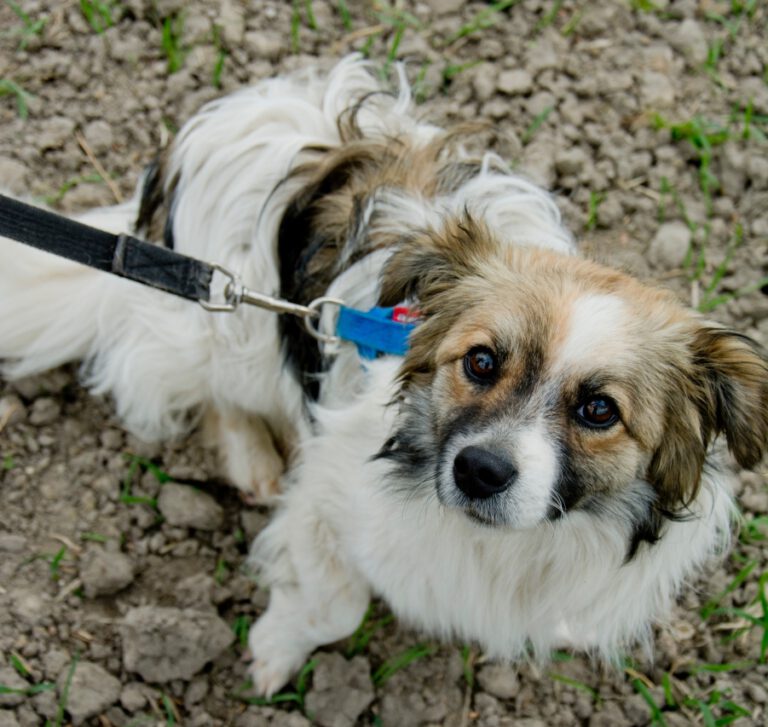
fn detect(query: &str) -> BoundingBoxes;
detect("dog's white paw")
[247,615,311,698]
[206,408,287,503]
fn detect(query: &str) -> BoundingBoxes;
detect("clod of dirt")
[0,669,27,708]
[233,707,311,727]
[55,660,121,726]
[79,547,135,598]
[304,652,375,727]
[157,483,224,531]
[648,220,692,270]
[476,662,519,700]
[121,606,234,682]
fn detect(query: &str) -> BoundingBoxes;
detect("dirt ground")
[1,1,767,725]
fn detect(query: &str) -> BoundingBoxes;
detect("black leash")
[0,193,214,304]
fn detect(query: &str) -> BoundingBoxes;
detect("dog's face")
[379,218,768,542]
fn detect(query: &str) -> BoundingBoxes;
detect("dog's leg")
[247,505,370,696]
[205,408,286,502]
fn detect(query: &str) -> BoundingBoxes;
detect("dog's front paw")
[247,614,312,698]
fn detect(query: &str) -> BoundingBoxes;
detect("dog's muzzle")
[453,446,518,499]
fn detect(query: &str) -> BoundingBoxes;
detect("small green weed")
[231,615,251,649]
[521,105,554,145]
[290,0,317,53]
[740,516,768,544]
[5,0,47,49]
[700,557,757,619]
[550,671,601,702]
[48,546,67,581]
[79,0,116,33]
[631,678,667,726]
[0,78,31,119]
[9,652,30,678]
[653,114,730,214]
[233,658,316,709]
[214,558,230,584]
[44,173,103,206]
[161,693,178,725]
[372,644,436,686]
[211,24,227,89]
[0,681,56,697]
[46,652,79,727]
[120,453,172,509]
[2,454,14,470]
[80,531,109,543]
[336,0,352,31]
[442,59,481,86]
[161,14,187,74]
[346,604,394,657]
[536,0,564,31]
[460,645,475,688]
[446,0,520,44]
[585,191,604,232]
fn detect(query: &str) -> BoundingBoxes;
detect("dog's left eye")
[575,396,619,429]
[464,347,498,384]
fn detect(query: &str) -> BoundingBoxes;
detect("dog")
[1,56,766,697]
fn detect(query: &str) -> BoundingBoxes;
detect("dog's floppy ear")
[649,326,768,511]
[379,215,495,307]
[692,327,768,468]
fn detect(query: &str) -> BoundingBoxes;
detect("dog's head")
[378,217,768,547]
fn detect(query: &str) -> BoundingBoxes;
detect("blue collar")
[336,305,418,359]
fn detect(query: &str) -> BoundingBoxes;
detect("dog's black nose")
[453,446,517,499]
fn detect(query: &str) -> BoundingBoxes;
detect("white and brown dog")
[1,57,766,696]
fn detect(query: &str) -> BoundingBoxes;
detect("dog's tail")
[0,197,209,439]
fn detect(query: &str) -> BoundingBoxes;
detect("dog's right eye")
[464,347,498,384]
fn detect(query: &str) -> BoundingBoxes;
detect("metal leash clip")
[199,264,342,344]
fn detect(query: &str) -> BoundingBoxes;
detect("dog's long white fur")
[0,56,735,696]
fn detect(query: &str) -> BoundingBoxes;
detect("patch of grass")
[9,652,30,678]
[521,105,554,145]
[80,531,109,543]
[460,646,475,688]
[560,9,583,36]
[120,454,171,509]
[214,558,230,584]
[631,678,667,726]
[5,0,47,49]
[48,545,67,581]
[161,693,178,726]
[740,516,768,544]
[585,191,604,232]
[336,0,352,31]
[442,59,481,86]
[211,24,227,89]
[43,172,104,206]
[653,114,730,215]
[2,454,14,470]
[536,0,564,31]
[47,652,79,727]
[290,0,318,53]
[347,604,394,657]
[0,78,31,119]
[79,0,116,33]
[161,13,187,74]
[701,557,757,619]
[233,658,317,710]
[446,0,520,44]
[0,681,56,697]
[372,643,436,686]
[231,615,250,649]
[551,671,601,702]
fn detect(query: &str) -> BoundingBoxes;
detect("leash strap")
[0,193,419,357]
[0,194,213,303]
[336,306,417,359]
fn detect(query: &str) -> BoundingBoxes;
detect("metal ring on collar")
[304,296,344,345]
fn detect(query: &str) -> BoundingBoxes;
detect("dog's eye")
[464,347,498,384]
[575,396,619,429]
